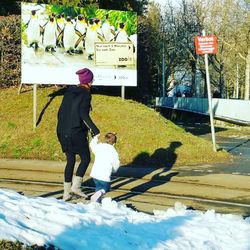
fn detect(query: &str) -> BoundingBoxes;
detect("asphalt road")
[178,123,250,176]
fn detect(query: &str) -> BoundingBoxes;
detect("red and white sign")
[194,35,218,55]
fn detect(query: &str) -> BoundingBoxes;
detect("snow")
[0,189,249,250]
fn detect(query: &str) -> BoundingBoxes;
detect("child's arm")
[111,152,120,173]
[89,135,100,154]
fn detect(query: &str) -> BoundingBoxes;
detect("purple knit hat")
[76,68,94,85]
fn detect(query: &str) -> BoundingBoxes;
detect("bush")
[0,15,21,88]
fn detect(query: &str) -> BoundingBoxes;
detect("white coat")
[90,136,120,182]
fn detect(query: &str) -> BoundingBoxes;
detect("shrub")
[0,15,21,88]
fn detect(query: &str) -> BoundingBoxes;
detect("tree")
[193,0,250,99]
[0,0,20,15]
[157,0,204,96]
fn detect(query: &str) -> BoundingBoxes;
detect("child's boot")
[91,189,105,203]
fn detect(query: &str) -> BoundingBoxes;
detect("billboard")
[21,3,137,86]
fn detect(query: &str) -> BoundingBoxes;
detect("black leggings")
[64,148,90,182]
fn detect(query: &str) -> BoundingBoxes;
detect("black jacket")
[57,86,100,153]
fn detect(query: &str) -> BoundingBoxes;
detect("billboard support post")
[202,30,216,152]
[33,84,37,129]
[121,86,125,100]
[18,83,23,95]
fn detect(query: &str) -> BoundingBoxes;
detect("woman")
[57,68,100,201]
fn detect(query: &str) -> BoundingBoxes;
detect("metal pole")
[18,83,23,95]
[33,84,37,129]
[121,85,125,101]
[203,30,216,152]
[162,41,166,97]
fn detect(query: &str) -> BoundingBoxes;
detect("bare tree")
[193,0,250,99]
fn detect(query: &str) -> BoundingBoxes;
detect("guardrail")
[156,97,250,125]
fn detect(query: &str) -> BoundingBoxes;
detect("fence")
[155,97,250,125]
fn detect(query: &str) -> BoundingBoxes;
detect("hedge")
[0,15,21,88]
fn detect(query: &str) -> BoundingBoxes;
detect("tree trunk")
[191,60,196,96]
[194,55,201,97]
[219,63,226,98]
[244,48,250,100]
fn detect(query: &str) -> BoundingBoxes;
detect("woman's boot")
[63,182,72,201]
[71,176,88,198]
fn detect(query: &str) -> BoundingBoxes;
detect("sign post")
[33,84,37,129]
[194,31,218,152]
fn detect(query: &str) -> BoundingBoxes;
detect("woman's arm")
[79,96,100,136]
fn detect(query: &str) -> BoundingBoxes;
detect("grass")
[0,86,231,168]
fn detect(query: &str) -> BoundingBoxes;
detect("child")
[89,132,120,202]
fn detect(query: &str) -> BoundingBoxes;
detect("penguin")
[85,18,98,60]
[56,14,65,48]
[114,22,129,42]
[94,18,105,42]
[101,14,114,42]
[26,10,40,50]
[114,22,134,67]
[129,33,137,61]
[43,15,57,52]
[63,16,76,54]
[74,15,87,54]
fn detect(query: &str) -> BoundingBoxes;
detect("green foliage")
[0,0,20,15]
[21,22,28,44]
[48,4,137,36]
[0,239,56,249]
[0,240,24,250]
[0,15,21,88]
[99,0,149,14]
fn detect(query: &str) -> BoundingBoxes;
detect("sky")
[0,188,250,250]
[152,0,168,6]
[151,0,180,7]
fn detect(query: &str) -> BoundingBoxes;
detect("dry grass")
[0,86,230,168]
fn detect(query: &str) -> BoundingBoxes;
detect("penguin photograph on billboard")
[21,2,137,86]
